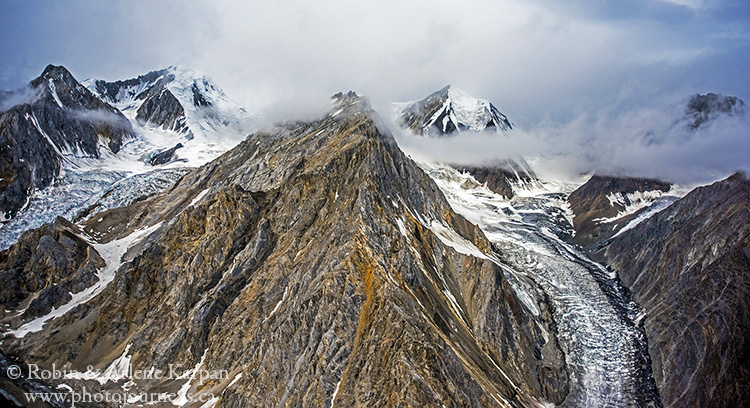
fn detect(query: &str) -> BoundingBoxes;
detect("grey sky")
[1,0,748,182]
[2,0,748,124]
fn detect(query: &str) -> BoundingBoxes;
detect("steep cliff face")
[3,94,566,407]
[596,172,750,408]
[567,175,673,249]
[0,65,135,221]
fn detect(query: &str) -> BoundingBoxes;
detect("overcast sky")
[1,0,748,182]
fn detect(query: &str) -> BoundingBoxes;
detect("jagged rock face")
[134,75,188,133]
[596,172,750,408]
[395,85,512,136]
[4,95,567,407]
[91,69,168,104]
[90,67,237,140]
[0,217,104,324]
[27,65,134,154]
[0,65,135,220]
[567,175,672,249]
[686,93,745,129]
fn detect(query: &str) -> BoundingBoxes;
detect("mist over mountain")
[394,91,748,185]
[1,1,749,407]
[0,61,746,408]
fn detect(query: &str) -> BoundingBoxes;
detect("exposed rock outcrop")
[455,161,537,200]
[686,93,745,129]
[596,172,750,408]
[0,217,103,325]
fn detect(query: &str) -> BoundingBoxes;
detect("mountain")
[1,93,567,407]
[86,66,256,166]
[595,172,750,408]
[685,93,745,130]
[0,65,135,221]
[454,160,540,200]
[0,65,258,252]
[567,175,677,249]
[394,85,512,136]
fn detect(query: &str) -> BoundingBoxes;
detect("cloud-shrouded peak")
[394,85,512,137]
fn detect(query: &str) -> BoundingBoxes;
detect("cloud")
[392,95,749,185]
[2,0,748,128]
[0,0,748,185]
[0,87,41,113]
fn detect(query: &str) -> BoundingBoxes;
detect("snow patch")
[48,79,64,108]
[64,344,132,385]
[172,349,209,406]
[189,188,210,207]
[396,218,408,238]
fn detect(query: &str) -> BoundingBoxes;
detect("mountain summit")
[394,85,512,136]
[87,66,255,142]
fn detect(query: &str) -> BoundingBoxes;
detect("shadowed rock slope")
[568,175,672,249]
[3,94,566,407]
[596,172,750,408]
[0,65,134,220]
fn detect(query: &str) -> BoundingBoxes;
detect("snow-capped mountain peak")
[85,66,258,167]
[394,85,512,136]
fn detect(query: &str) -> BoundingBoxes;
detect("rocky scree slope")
[596,172,750,408]
[0,65,135,220]
[3,93,567,407]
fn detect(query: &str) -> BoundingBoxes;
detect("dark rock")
[687,93,745,129]
[148,143,183,166]
[25,284,72,318]
[595,172,750,408]
[567,174,671,249]
[0,351,67,408]
[135,76,187,134]
[192,83,210,107]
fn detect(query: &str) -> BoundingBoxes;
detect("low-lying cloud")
[0,87,41,113]
[392,96,749,185]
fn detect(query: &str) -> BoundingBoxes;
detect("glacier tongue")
[421,162,661,407]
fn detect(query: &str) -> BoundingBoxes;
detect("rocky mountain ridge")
[2,93,567,407]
